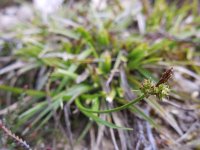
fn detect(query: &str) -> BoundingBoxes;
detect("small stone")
[191,91,199,99]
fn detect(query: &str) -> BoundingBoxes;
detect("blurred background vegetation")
[0,0,200,149]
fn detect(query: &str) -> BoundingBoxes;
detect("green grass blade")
[0,85,45,98]
[79,108,132,130]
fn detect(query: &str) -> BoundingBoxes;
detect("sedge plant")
[76,68,172,115]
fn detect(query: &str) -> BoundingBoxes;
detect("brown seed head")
[156,68,173,87]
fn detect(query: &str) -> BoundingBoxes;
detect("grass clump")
[0,0,200,149]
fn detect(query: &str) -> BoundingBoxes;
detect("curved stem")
[75,94,145,113]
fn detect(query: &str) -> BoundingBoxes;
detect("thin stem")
[75,94,145,114]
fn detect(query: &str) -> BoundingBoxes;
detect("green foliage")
[0,0,199,148]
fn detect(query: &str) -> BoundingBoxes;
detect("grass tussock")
[0,0,200,149]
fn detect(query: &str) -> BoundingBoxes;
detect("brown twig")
[0,120,31,149]
[64,104,74,150]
